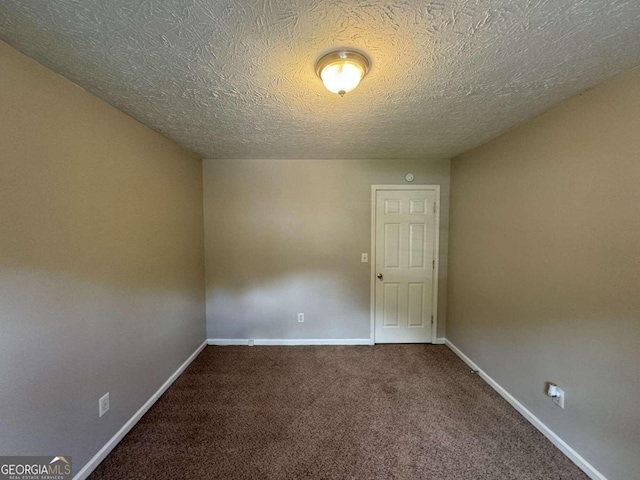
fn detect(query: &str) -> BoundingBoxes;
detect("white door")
[374,188,438,343]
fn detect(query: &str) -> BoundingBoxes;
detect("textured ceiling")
[1,1,640,159]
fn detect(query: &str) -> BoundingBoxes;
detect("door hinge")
[432,259,435,269]
[431,315,434,324]
[433,202,437,214]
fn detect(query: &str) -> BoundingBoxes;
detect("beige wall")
[448,66,640,479]
[0,41,206,472]
[203,159,450,341]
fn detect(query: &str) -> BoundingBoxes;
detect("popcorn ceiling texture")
[1,0,639,159]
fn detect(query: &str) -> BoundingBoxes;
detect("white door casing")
[371,186,439,343]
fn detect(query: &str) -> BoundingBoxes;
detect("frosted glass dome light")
[315,50,370,96]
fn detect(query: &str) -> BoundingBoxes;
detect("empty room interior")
[1,1,639,479]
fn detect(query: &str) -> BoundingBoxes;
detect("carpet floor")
[89,345,587,479]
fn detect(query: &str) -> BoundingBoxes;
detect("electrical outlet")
[99,392,110,417]
[361,253,368,263]
[552,387,565,409]
[248,339,254,346]
[298,313,304,323]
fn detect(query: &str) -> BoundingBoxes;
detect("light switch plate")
[361,253,368,263]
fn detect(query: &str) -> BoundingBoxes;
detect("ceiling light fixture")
[315,49,370,97]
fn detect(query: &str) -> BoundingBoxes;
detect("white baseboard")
[208,338,445,346]
[444,339,607,480]
[206,338,251,346]
[73,340,207,480]
[207,338,372,346]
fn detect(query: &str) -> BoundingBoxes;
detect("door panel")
[383,283,400,327]
[407,283,424,327]
[374,189,436,343]
[384,223,400,268]
[409,223,425,268]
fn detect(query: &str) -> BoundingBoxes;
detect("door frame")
[370,185,441,344]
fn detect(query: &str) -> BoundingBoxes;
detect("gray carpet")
[89,345,587,479]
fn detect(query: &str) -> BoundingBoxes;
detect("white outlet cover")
[298,313,304,322]
[99,392,110,417]
[552,388,565,409]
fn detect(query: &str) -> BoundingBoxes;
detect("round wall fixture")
[315,49,370,96]
[405,173,415,182]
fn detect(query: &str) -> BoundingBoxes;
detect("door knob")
[377,273,383,279]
